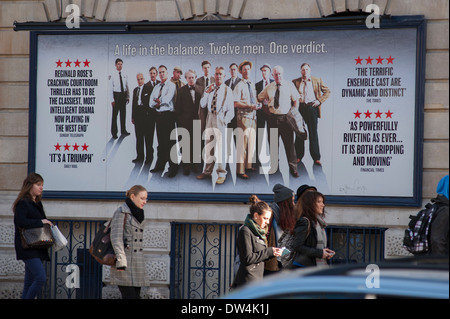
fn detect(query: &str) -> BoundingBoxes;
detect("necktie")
[274,84,280,109]
[137,87,142,105]
[157,83,165,99]
[247,82,256,105]
[119,72,124,93]
[264,80,268,88]
[206,77,209,87]
[211,87,219,114]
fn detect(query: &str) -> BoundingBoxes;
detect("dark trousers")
[112,92,128,136]
[154,111,177,170]
[295,102,320,161]
[134,107,156,164]
[267,114,297,172]
[118,286,141,299]
[256,108,269,165]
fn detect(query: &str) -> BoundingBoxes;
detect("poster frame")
[23,15,426,206]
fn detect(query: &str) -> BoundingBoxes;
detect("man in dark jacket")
[430,175,449,257]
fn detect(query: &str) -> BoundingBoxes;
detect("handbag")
[286,107,308,140]
[51,225,68,252]
[89,214,127,266]
[20,224,55,249]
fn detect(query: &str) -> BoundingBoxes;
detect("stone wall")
[0,0,448,298]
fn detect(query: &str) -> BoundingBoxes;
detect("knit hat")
[296,184,317,201]
[273,184,294,203]
[436,175,449,199]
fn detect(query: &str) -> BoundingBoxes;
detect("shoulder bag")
[20,224,55,249]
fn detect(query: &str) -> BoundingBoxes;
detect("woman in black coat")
[291,191,334,267]
[232,196,283,289]
[13,173,53,299]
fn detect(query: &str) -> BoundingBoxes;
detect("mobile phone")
[281,247,291,256]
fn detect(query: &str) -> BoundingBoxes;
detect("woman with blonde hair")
[110,185,149,299]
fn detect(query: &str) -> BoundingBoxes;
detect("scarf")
[244,214,267,244]
[125,198,144,223]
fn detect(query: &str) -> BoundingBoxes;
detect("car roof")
[224,257,449,299]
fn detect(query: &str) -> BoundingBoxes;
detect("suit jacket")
[225,77,241,90]
[175,84,201,128]
[195,76,215,131]
[144,79,160,95]
[131,84,152,121]
[195,76,215,96]
[255,78,274,95]
[292,76,330,118]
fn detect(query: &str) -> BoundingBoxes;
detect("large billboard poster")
[30,18,425,205]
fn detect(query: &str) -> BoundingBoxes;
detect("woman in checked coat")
[110,185,149,299]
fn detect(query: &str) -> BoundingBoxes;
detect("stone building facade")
[0,0,448,299]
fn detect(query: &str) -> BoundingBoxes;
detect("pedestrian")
[294,184,317,220]
[268,184,297,271]
[291,191,334,268]
[232,195,283,289]
[110,185,149,299]
[429,175,449,257]
[13,173,53,299]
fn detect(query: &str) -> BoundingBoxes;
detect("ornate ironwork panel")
[170,222,240,299]
[42,220,104,299]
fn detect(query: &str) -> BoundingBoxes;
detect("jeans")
[22,258,46,299]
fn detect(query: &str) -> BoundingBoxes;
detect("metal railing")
[170,222,387,299]
[42,220,104,299]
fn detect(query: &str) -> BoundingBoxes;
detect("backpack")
[403,202,441,255]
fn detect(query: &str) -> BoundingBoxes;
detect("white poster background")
[34,28,417,197]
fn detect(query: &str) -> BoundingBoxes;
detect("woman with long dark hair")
[291,191,334,268]
[13,173,53,299]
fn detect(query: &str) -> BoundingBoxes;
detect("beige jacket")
[110,203,148,287]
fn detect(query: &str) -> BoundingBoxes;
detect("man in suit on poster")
[197,67,234,185]
[109,58,130,139]
[175,69,202,175]
[149,65,178,177]
[258,65,300,177]
[255,63,274,167]
[292,63,330,166]
[131,73,153,164]
[140,66,160,166]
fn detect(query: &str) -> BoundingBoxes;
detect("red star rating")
[353,109,394,119]
[53,142,89,151]
[385,110,393,118]
[374,110,383,118]
[54,59,91,67]
[386,56,395,64]
[355,55,394,65]
[63,143,71,151]
[355,56,363,65]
